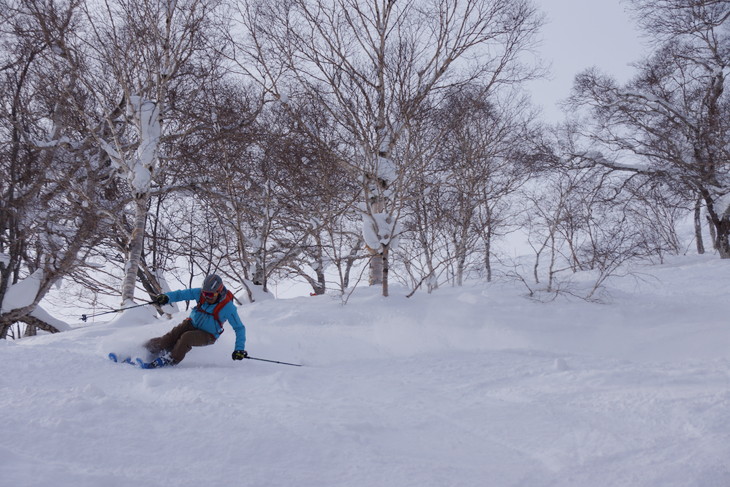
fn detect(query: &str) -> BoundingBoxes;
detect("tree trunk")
[456,254,466,287]
[300,268,326,295]
[484,230,493,282]
[120,196,149,305]
[367,243,390,297]
[694,197,705,254]
[382,245,390,298]
[716,219,730,258]
[369,249,384,286]
[703,190,730,257]
[0,308,62,339]
[314,267,326,295]
[342,239,362,290]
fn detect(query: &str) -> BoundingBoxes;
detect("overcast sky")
[528,0,649,122]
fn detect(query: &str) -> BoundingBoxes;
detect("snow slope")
[1,255,729,487]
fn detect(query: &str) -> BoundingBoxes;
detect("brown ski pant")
[144,318,216,364]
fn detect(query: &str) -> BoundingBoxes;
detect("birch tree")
[569,0,730,257]
[236,0,543,296]
[435,88,539,284]
[0,0,121,336]
[69,0,226,304]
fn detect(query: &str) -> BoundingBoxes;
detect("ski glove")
[232,350,248,361]
[154,294,169,305]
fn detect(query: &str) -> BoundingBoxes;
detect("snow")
[1,269,43,313]
[30,305,72,332]
[2,255,730,486]
[128,96,160,192]
[363,212,401,251]
[376,155,396,183]
[0,267,71,332]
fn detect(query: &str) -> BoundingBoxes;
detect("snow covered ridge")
[1,255,729,486]
[0,269,71,333]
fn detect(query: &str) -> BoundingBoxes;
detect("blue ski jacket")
[164,288,246,351]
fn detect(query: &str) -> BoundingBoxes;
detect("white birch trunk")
[120,197,150,305]
[120,98,160,305]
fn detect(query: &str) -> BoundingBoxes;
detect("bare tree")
[569,0,730,256]
[521,151,685,301]
[235,0,544,296]
[58,0,230,304]
[0,0,121,336]
[435,88,539,284]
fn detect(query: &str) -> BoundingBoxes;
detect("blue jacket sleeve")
[225,305,246,351]
[165,288,201,303]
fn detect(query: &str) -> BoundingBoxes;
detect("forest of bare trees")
[1,0,728,337]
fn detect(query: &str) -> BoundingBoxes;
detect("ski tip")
[109,353,134,365]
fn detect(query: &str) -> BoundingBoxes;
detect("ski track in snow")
[1,255,730,487]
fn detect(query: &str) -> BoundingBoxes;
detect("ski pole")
[81,300,156,322]
[245,355,302,367]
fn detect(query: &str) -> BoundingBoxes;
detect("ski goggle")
[202,291,218,299]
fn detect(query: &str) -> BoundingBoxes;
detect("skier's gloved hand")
[232,350,248,361]
[154,294,169,305]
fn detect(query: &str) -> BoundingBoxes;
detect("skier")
[144,274,247,367]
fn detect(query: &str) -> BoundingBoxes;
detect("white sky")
[528,0,648,122]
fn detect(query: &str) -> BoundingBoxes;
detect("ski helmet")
[202,274,225,295]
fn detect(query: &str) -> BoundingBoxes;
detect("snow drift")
[1,255,729,487]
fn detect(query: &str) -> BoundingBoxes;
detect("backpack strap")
[195,290,235,333]
[213,291,234,326]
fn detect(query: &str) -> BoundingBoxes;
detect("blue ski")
[108,352,133,364]
[135,356,173,369]
[108,353,171,368]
